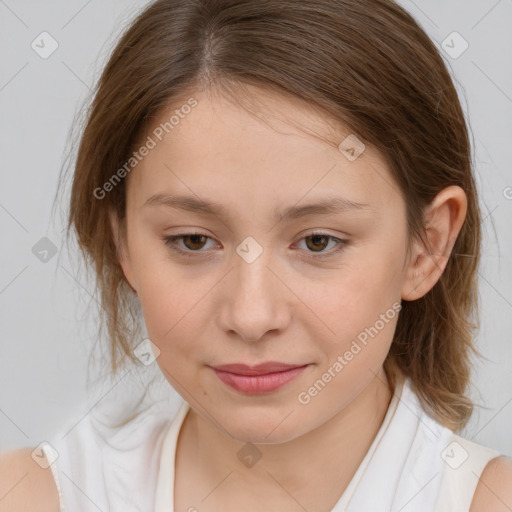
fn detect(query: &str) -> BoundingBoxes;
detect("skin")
[110,84,469,510]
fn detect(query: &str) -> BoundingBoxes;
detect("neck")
[178,367,397,508]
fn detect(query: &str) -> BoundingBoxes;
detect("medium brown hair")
[58,0,483,431]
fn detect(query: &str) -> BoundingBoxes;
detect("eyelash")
[162,232,348,260]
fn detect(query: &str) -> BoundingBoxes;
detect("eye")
[163,233,216,257]
[293,232,348,258]
[162,231,348,259]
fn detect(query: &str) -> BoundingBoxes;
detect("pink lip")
[210,362,310,394]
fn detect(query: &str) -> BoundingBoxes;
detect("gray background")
[1,0,511,456]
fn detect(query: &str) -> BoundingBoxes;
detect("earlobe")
[401,186,468,301]
[108,208,138,295]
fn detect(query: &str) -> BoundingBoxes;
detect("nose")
[217,245,292,343]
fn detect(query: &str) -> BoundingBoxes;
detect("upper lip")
[210,362,308,376]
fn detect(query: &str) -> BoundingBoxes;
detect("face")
[113,85,413,444]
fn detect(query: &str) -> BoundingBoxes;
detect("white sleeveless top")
[41,377,501,512]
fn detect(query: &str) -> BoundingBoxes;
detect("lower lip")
[212,366,309,395]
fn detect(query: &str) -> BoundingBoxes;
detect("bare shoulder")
[470,455,512,512]
[0,447,60,512]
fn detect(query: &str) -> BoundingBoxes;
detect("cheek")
[129,230,178,318]
[137,272,207,384]
[130,244,202,348]
[319,247,400,313]
[138,278,203,345]
[309,248,402,358]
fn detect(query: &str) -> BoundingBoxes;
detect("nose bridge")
[221,235,290,341]
[234,234,278,302]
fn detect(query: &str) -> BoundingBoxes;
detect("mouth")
[209,362,310,395]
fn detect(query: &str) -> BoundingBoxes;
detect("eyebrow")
[142,193,374,222]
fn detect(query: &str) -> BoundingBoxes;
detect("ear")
[108,208,138,295]
[401,185,468,301]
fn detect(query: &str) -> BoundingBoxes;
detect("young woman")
[1,0,511,511]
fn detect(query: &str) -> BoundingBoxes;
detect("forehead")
[127,85,401,213]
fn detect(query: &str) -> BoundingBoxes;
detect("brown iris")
[181,234,208,250]
[304,234,329,252]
